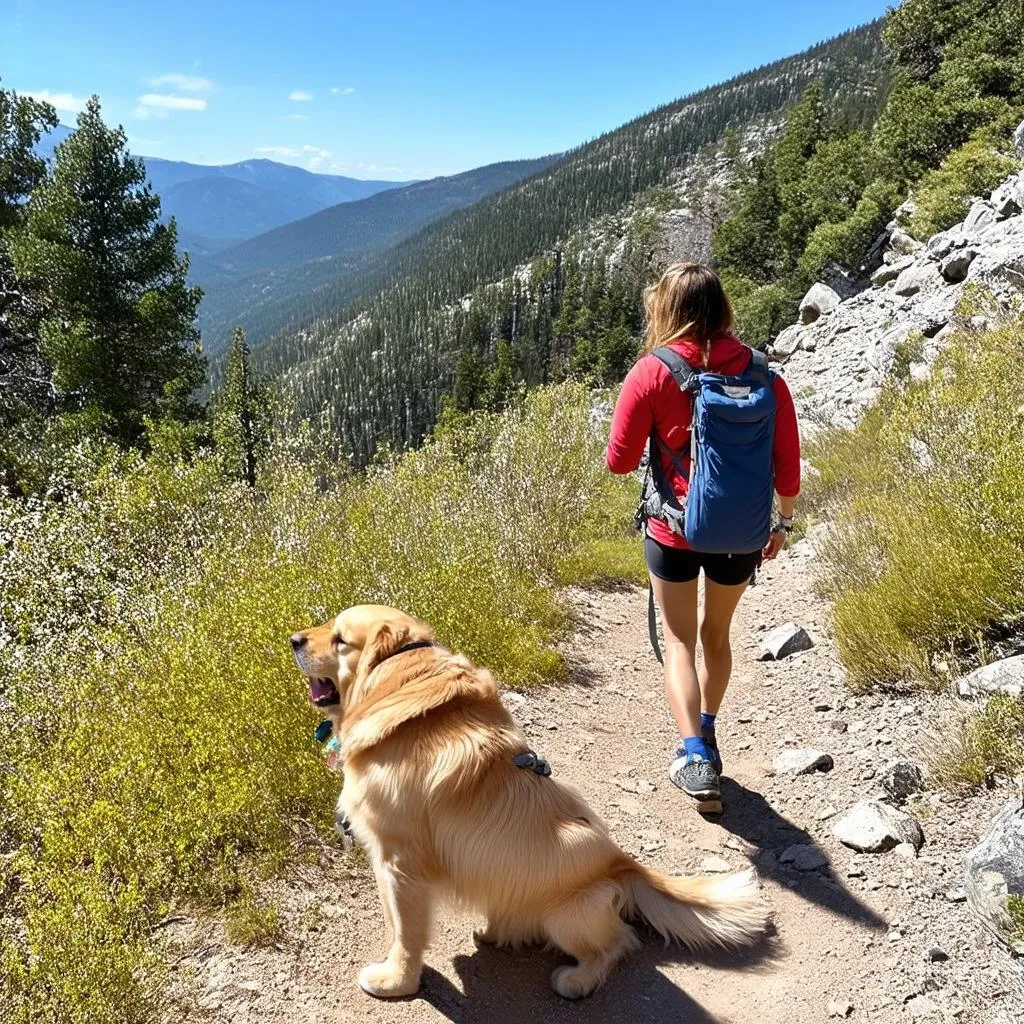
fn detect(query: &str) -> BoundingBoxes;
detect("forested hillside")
[249,21,889,462]
[192,155,562,356]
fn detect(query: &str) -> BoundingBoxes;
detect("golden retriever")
[291,604,768,1000]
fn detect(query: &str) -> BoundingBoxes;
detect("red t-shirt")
[606,335,801,550]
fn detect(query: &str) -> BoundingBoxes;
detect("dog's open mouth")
[309,677,340,707]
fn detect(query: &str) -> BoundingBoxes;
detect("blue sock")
[679,735,711,761]
[701,712,716,735]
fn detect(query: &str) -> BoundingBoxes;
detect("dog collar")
[383,639,434,663]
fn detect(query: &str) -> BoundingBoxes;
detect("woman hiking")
[606,262,800,803]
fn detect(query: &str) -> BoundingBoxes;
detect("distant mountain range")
[192,155,563,353]
[38,125,413,252]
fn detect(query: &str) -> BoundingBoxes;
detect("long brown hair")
[641,262,733,365]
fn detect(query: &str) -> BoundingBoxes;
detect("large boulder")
[956,654,1024,699]
[964,796,1024,953]
[871,254,915,287]
[799,283,841,324]
[833,799,924,853]
[888,226,923,258]
[990,179,1022,221]
[963,200,997,237]
[926,228,967,261]
[771,324,805,359]
[939,248,978,283]
[1014,119,1024,160]
[894,261,941,297]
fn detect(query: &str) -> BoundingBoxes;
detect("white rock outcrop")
[771,162,1024,433]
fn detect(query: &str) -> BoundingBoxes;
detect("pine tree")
[9,96,205,444]
[0,85,57,426]
[212,326,272,487]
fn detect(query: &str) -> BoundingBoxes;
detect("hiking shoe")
[669,754,721,800]
[702,727,723,777]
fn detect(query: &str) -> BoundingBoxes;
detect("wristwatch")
[774,514,794,534]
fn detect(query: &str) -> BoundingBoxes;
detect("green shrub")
[809,316,1024,688]
[799,177,902,280]
[0,381,642,1023]
[909,138,1017,238]
[224,895,283,948]
[730,282,793,350]
[929,695,1024,789]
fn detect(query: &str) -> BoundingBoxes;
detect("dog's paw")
[357,962,420,999]
[551,964,598,1000]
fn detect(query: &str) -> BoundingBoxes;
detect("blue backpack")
[636,346,777,554]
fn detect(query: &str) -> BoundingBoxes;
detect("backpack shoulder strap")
[650,347,699,394]
[746,347,773,386]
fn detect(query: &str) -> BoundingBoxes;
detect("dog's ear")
[358,620,412,676]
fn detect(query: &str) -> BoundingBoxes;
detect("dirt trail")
[169,546,1023,1023]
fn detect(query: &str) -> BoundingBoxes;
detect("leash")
[648,586,663,665]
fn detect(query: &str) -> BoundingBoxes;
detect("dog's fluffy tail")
[615,860,769,951]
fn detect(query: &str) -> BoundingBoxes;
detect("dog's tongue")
[309,678,335,703]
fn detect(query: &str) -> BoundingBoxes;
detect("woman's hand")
[762,528,787,561]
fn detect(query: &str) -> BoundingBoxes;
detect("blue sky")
[3,0,893,180]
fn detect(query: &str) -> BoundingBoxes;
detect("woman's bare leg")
[649,574,700,738]
[698,577,749,716]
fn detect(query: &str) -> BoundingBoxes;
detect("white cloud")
[289,89,313,102]
[330,86,357,95]
[301,144,332,170]
[254,146,300,157]
[148,73,212,93]
[281,113,309,121]
[24,89,88,113]
[138,93,207,111]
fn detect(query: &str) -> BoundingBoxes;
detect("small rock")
[774,749,834,776]
[879,760,925,803]
[758,622,814,661]
[780,844,829,871]
[827,999,854,1018]
[939,247,977,283]
[943,886,967,903]
[923,946,949,963]
[501,691,527,712]
[799,282,841,324]
[956,654,1024,698]
[813,701,833,712]
[893,842,918,861]
[699,856,732,873]
[816,804,839,820]
[905,994,941,1018]
[829,720,849,734]
[833,800,925,853]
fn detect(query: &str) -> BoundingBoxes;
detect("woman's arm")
[606,359,655,474]
[763,375,801,560]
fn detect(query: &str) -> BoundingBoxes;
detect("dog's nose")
[290,633,308,651]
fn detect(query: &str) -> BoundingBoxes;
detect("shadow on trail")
[418,930,774,1024]
[716,777,887,932]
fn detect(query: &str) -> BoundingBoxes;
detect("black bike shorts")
[644,534,762,587]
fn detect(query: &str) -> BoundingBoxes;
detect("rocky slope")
[770,157,1024,432]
